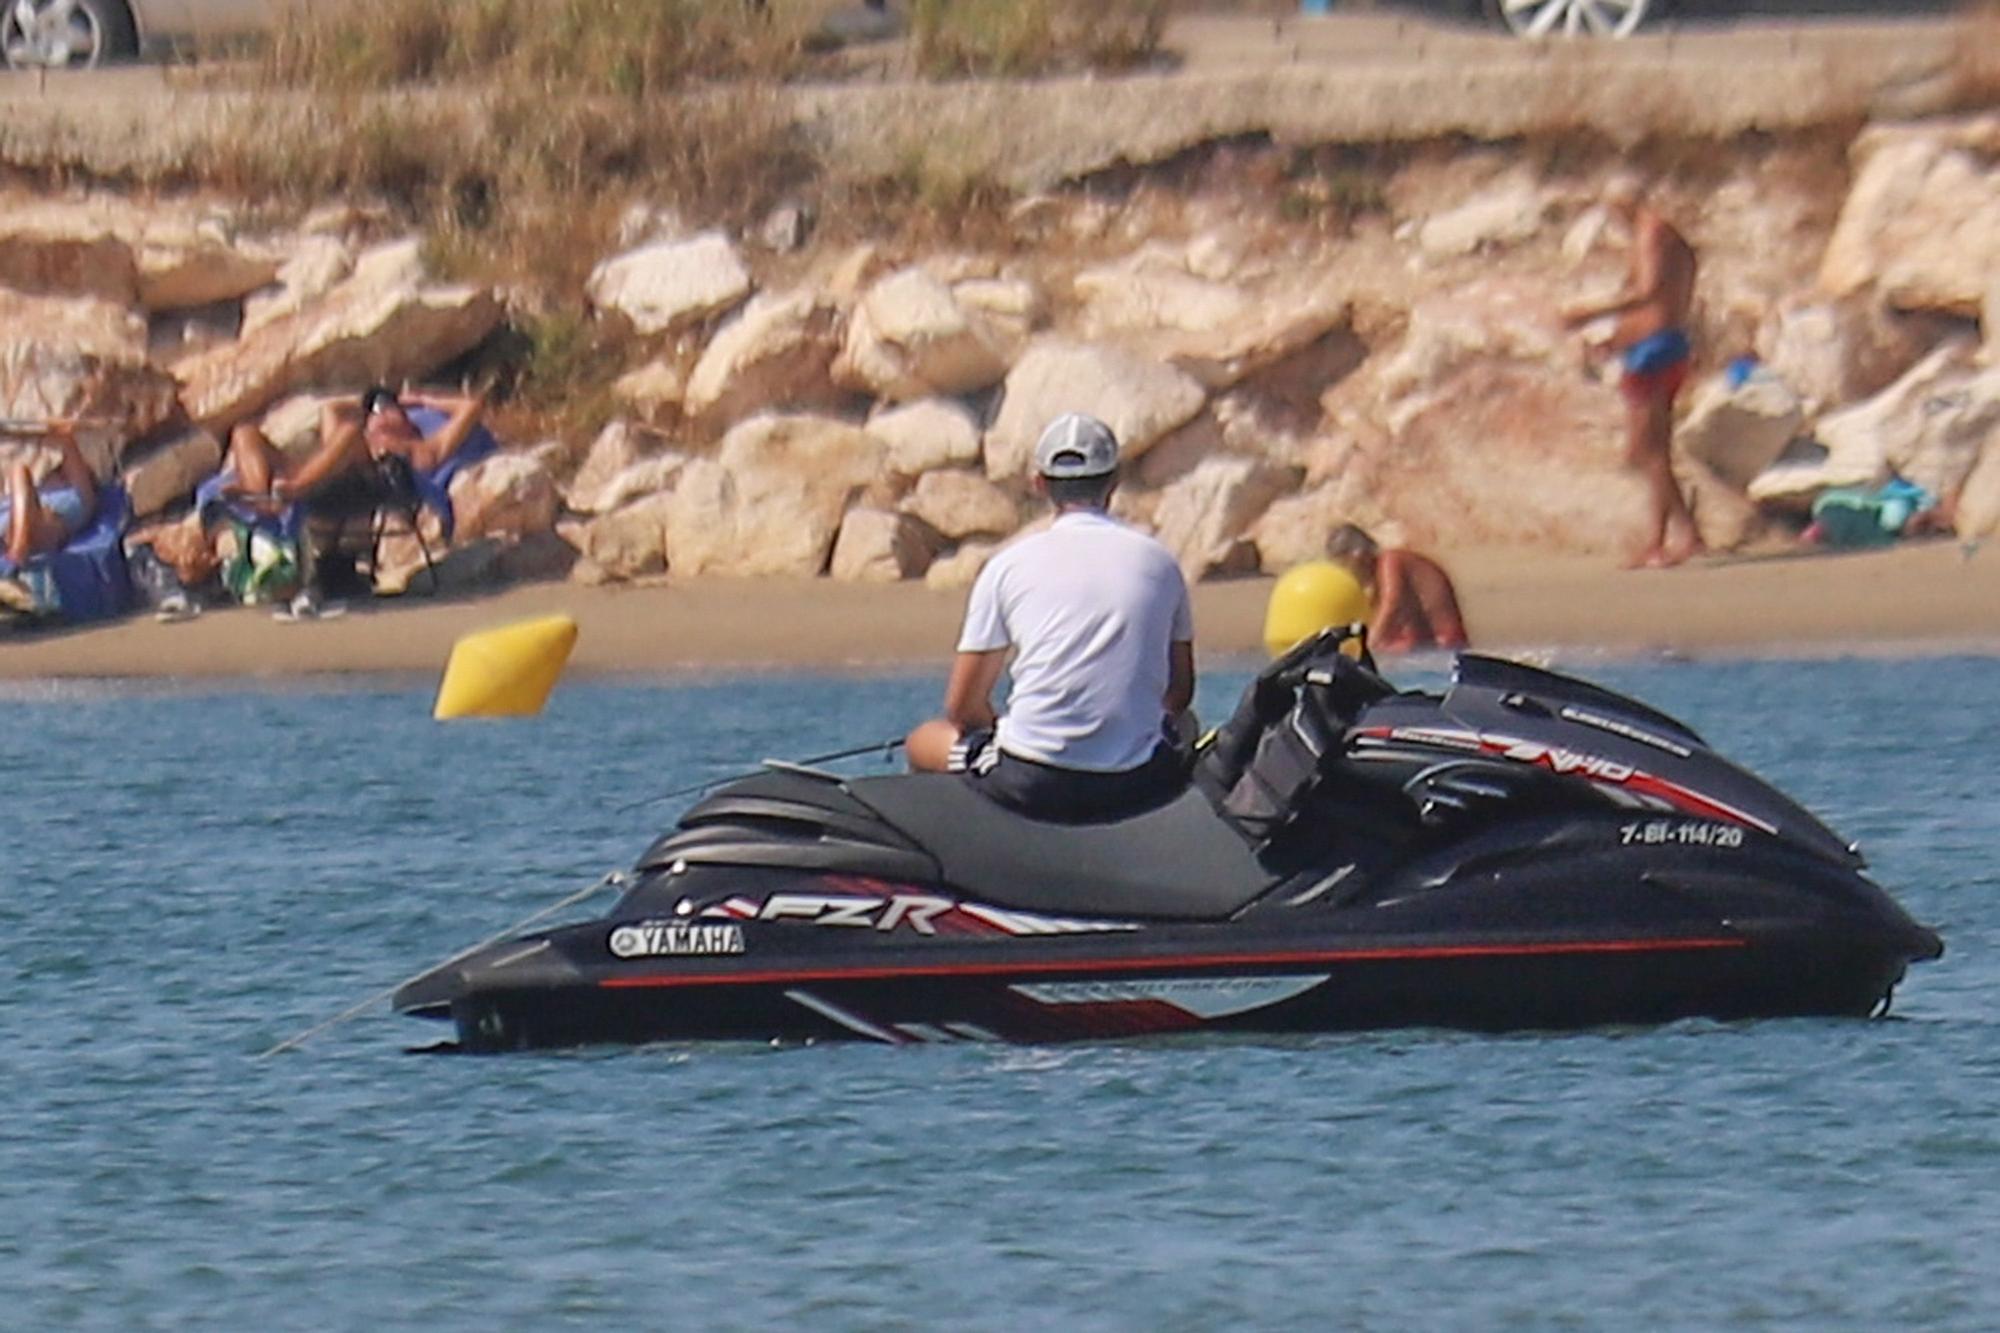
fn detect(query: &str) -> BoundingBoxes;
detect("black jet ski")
[395,635,1942,1050]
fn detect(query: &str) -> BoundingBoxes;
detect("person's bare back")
[1375,549,1469,652]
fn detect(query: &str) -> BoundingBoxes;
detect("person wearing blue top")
[906,413,1196,821]
[4,420,97,568]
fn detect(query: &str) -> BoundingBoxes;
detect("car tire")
[1484,0,1658,38]
[2,0,139,71]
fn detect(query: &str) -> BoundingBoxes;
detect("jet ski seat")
[847,774,1278,921]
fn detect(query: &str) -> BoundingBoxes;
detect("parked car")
[1478,0,1659,38]
[3,0,268,71]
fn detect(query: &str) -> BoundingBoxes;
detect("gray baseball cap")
[1033,413,1120,478]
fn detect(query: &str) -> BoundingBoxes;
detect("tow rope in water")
[257,869,628,1059]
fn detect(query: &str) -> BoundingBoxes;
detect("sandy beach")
[4,541,1996,683]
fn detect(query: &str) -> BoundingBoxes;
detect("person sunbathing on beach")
[1325,523,1469,654]
[222,385,490,511]
[4,421,98,568]
[1562,175,1704,570]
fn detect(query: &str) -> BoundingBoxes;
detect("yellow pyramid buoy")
[1263,561,1373,659]
[434,614,579,720]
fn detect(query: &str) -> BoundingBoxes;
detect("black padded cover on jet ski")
[846,775,1278,921]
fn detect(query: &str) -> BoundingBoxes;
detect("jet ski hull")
[400,880,1939,1051]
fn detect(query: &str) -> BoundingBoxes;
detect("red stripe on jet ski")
[597,936,1747,989]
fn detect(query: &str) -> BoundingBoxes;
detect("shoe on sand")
[272,590,347,623]
[154,593,202,624]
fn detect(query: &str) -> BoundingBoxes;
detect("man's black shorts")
[953,732,1185,823]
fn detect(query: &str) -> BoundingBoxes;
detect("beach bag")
[222,519,302,605]
[1809,479,1932,549]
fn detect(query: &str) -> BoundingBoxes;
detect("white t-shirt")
[957,510,1193,772]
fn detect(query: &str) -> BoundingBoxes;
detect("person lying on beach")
[1325,523,1469,654]
[4,421,98,568]
[221,384,490,511]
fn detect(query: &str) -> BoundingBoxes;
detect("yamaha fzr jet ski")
[395,642,1942,1050]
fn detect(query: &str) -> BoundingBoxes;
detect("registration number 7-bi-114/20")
[1620,820,1745,848]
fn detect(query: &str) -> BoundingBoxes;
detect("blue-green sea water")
[3,655,1996,1330]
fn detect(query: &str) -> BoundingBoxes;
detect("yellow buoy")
[434,614,579,720]
[1263,561,1373,659]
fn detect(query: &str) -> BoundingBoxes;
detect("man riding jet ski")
[394,633,1942,1050]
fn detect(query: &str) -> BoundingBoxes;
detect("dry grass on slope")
[261,0,816,94]
[909,0,1168,78]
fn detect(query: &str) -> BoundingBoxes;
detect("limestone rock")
[1681,458,1769,552]
[1745,438,1889,511]
[1150,454,1299,581]
[1986,274,2000,364]
[682,291,845,432]
[369,507,449,594]
[901,469,1019,540]
[1954,439,2000,538]
[1821,117,2000,317]
[829,507,941,582]
[1417,172,1551,257]
[665,415,882,577]
[583,491,676,581]
[136,243,279,313]
[1071,246,1349,391]
[1135,412,1224,490]
[1319,280,1645,555]
[496,531,579,584]
[241,235,354,338]
[866,397,983,477]
[833,268,1010,403]
[448,452,559,544]
[258,392,346,458]
[585,456,687,518]
[985,338,1207,479]
[758,204,814,254]
[0,208,138,303]
[1813,341,2000,501]
[924,541,999,591]
[1250,485,1342,574]
[376,534,505,597]
[176,238,501,429]
[1758,296,1943,416]
[586,231,754,336]
[952,277,1042,345]
[1677,371,1805,492]
[611,361,687,420]
[566,420,656,514]
[121,426,221,518]
[0,290,182,447]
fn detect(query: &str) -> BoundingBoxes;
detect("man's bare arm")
[1164,640,1195,715]
[942,649,1007,732]
[402,388,489,472]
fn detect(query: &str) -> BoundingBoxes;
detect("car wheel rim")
[1499,0,1649,39]
[2,0,103,70]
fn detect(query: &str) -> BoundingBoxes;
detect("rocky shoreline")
[2,109,1998,615]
